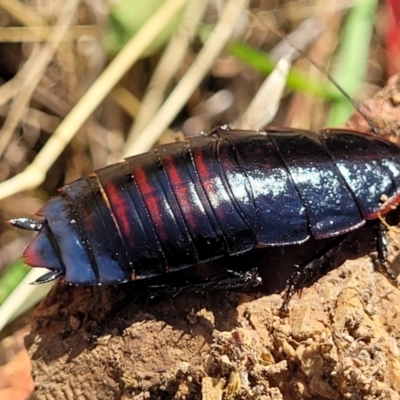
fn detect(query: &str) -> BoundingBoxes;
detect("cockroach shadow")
[25,213,397,365]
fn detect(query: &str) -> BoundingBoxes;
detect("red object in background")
[0,350,34,400]
[386,0,400,76]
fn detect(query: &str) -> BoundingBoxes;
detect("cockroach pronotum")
[10,126,400,312]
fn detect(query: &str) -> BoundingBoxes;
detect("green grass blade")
[0,260,30,305]
[327,0,379,126]
[230,41,338,101]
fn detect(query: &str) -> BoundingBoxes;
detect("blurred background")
[0,0,397,398]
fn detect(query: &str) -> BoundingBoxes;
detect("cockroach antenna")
[270,26,380,136]
[298,49,379,136]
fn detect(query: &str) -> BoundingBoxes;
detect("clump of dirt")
[26,252,400,399]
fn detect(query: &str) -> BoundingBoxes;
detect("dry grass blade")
[0,0,79,156]
[125,0,209,149]
[232,56,291,129]
[0,0,188,201]
[123,0,249,157]
[0,0,47,27]
[0,25,100,42]
[111,86,141,119]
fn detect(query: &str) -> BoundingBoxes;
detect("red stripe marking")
[104,182,134,246]
[193,147,228,222]
[163,156,195,222]
[193,149,219,201]
[133,166,166,240]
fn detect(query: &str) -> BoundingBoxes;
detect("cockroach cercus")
[10,124,400,313]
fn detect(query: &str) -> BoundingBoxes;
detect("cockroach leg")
[90,268,261,340]
[147,268,261,299]
[280,234,350,315]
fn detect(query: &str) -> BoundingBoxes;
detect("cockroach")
[10,126,400,312]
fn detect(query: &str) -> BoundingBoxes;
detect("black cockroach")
[10,126,400,311]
